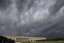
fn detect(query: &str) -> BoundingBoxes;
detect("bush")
[0,35,15,43]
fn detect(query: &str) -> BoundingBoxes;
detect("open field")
[23,41,64,43]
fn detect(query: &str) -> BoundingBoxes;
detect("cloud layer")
[0,0,64,38]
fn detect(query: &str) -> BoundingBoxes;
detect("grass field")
[23,41,64,43]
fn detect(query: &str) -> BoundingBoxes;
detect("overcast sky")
[0,0,64,38]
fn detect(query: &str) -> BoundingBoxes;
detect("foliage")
[23,41,64,43]
[0,35,15,43]
[35,38,64,42]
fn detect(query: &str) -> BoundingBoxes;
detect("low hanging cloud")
[0,0,64,38]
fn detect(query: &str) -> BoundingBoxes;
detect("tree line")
[35,38,64,42]
[0,35,15,43]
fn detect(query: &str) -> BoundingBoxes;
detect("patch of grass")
[23,41,64,43]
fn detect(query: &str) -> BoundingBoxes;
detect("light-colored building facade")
[5,36,46,43]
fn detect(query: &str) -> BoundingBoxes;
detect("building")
[5,36,46,43]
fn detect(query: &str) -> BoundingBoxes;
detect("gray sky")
[0,0,64,38]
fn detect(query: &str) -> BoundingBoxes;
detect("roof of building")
[4,36,46,39]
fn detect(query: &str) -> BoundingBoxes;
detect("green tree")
[0,35,15,43]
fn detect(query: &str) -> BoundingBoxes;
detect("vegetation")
[0,35,15,43]
[23,41,64,43]
[23,38,64,43]
[35,38,64,42]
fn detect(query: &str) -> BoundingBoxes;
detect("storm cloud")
[0,0,64,38]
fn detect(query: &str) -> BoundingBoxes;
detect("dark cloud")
[16,0,25,11]
[28,0,34,10]
[49,0,64,15]
[0,0,64,38]
[0,0,11,10]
